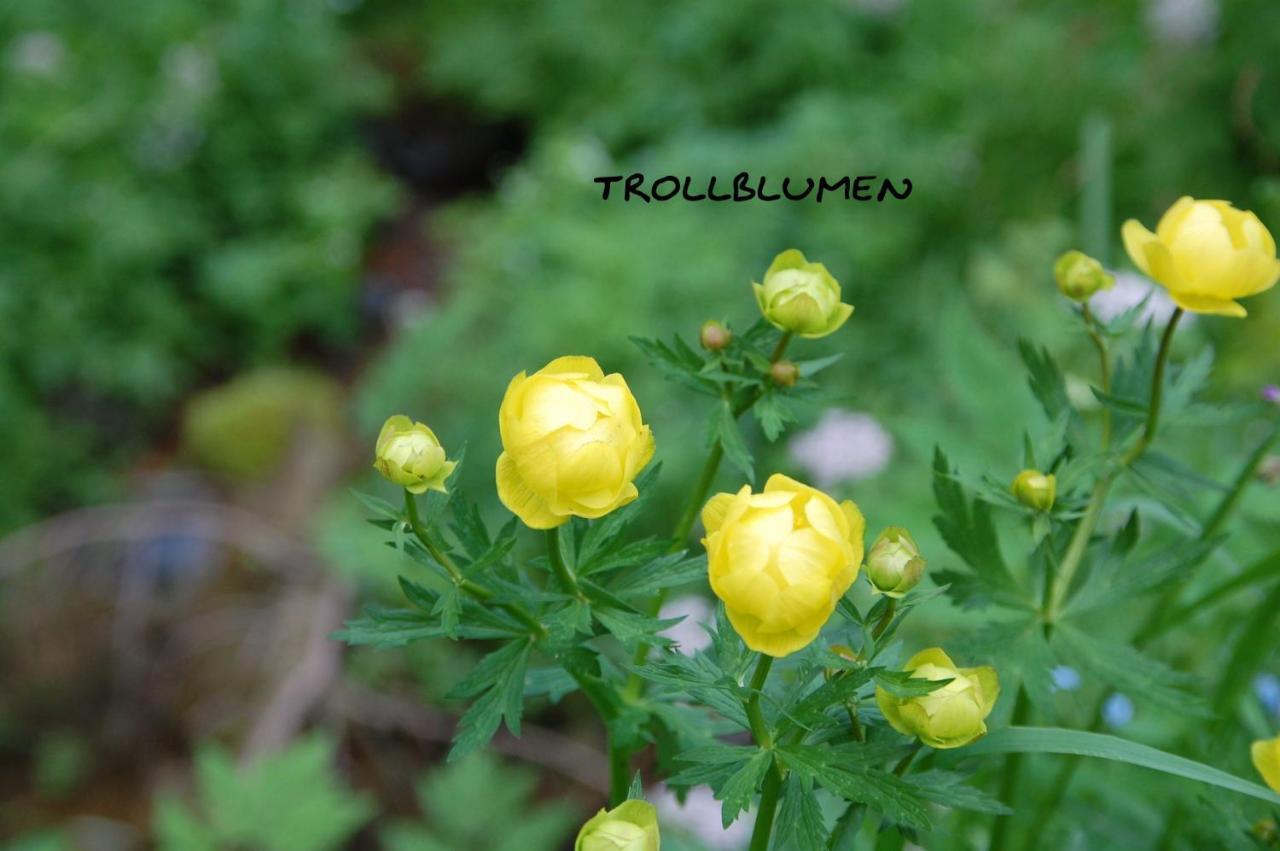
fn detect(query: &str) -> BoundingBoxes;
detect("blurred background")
[2,0,1279,848]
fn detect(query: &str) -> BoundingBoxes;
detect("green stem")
[988,689,1031,851]
[770,331,793,364]
[546,526,583,599]
[1081,304,1113,448]
[404,491,545,638]
[1119,307,1183,466]
[606,729,631,806]
[744,653,780,851]
[871,599,897,644]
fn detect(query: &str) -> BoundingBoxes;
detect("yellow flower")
[1253,736,1280,793]
[575,800,660,851]
[1054,250,1114,302]
[875,648,999,749]
[702,474,865,657]
[1011,469,1055,512]
[753,249,854,338]
[865,526,925,598]
[497,356,654,529]
[1122,196,1280,318]
[374,415,456,494]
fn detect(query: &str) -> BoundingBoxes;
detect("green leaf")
[1053,625,1208,717]
[716,401,755,482]
[1064,536,1223,616]
[579,537,671,577]
[448,641,532,760]
[631,335,718,396]
[754,391,797,442]
[577,464,662,565]
[1018,339,1071,420]
[873,669,953,699]
[351,489,402,520]
[719,750,772,827]
[591,607,679,650]
[781,748,931,832]
[774,774,829,850]
[609,552,708,597]
[1159,548,1280,632]
[968,727,1280,806]
[903,770,1011,815]
[795,353,843,378]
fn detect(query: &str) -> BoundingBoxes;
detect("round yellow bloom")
[866,526,925,598]
[702,474,865,657]
[1252,736,1280,793]
[1122,196,1280,318]
[753,249,854,339]
[374,415,456,494]
[497,356,654,529]
[875,648,999,749]
[575,800,660,851]
[1011,469,1055,512]
[1054,250,1114,302]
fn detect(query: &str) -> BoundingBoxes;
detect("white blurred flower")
[650,784,752,850]
[788,409,893,488]
[1089,272,1194,328]
[658,595,713,656]
[9,31,64,77]
[1147,0,1218,46]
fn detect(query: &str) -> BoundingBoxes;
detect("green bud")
[770,360,799,387]
[1011,469,1056,512]
[576,800,660,851]
[374,414,457,494]
[699,319,732,351]
[865,526,926,598]
[1054,250,1114,302]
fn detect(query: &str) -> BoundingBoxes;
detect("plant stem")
[744,653,781,851]
[546,526,583,599]
[1081,304,1113,448]
[606,728,631,806]
[404,491,545,638]
[1119,307,1182,466]
[988,689,1031,851]
[770,331,793,363]
[871,599,897,643]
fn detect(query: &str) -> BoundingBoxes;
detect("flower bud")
[575,800,660,851]
[1011,469,1056,512]
[1254,818,1279,846]
[703,474,865,657]
[1123,196,1280,317]
[497,356,654,529]
[754,249,854,338]
[770,360,799,387]
[874,648,998,749]
[1253,736,1280,793]
[374,415,456,494]
[699,319,732,351]
[1053,250,1114,302]
[865,527,925,598]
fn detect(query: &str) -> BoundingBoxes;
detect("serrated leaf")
[1053,625,1208,717]
[904,770,1011,814]
[609,552,708,597]
[1064,536,1222,616]
[754,391,797,442]
[717,402,755,482]
[577,464,662,565]
[448,641,532,761]
[774,774,828,850]
[592,607,680,649]
[1018,339,1071,420]
[873,669,953,698]
[719,751,772,827]
[580,537,672,577]
[781,750,931,832]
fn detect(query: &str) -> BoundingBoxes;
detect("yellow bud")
[753,249,854,339]
[575,800,660,851]
[374,415,456,494]
[770,360,799,387]
[497,356,655,529]
[866,527,925,598]
[1122,196,1280,317]
[699,319,732,351]
[1253,736,1280,794]
[703,474,865,657]
[1054,250,1114,301]
[1011,469,1056,512]
[874,648,999,749]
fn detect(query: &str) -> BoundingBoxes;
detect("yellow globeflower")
[1122,196,1280,317]
[875,648,999,749]
[575,800,660,851]
[702,474,865,657]
[497,356,654,529]
[753,249,854,338]
[1253,736,1280,793]
[374,415,456,494]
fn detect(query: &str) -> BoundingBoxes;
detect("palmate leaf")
[666,744,759,789]
[446,640,533,761]
[590,607,680,650]
[1052,624,1209,717]
[779,744,931,831]
[1018,338,1072,421]
[754,390,797,442]
[968,727,1280,806]
[608,552,708,597]
[1063,535,1222,617]
[904,770,1011,815]
[774,774,828,850]
[631,335,719,396]
[716,400,755,482]
[719,750,773,827]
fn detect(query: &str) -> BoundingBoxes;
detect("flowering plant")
[341,219,1280,847]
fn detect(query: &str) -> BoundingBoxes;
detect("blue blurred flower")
[1255,674,1280,717]
[1050,666,1081,692]
[1102,693,1134,729]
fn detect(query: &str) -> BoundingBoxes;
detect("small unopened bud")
[576,800,660,851]
[770,360,799,387]
[1054,250,1114,302]
[374,415,456,494]
[1011,469,1056,512]
[699,319,732,351]
[866,527,926,598]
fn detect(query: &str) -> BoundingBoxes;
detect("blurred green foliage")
[0,0,396,529]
